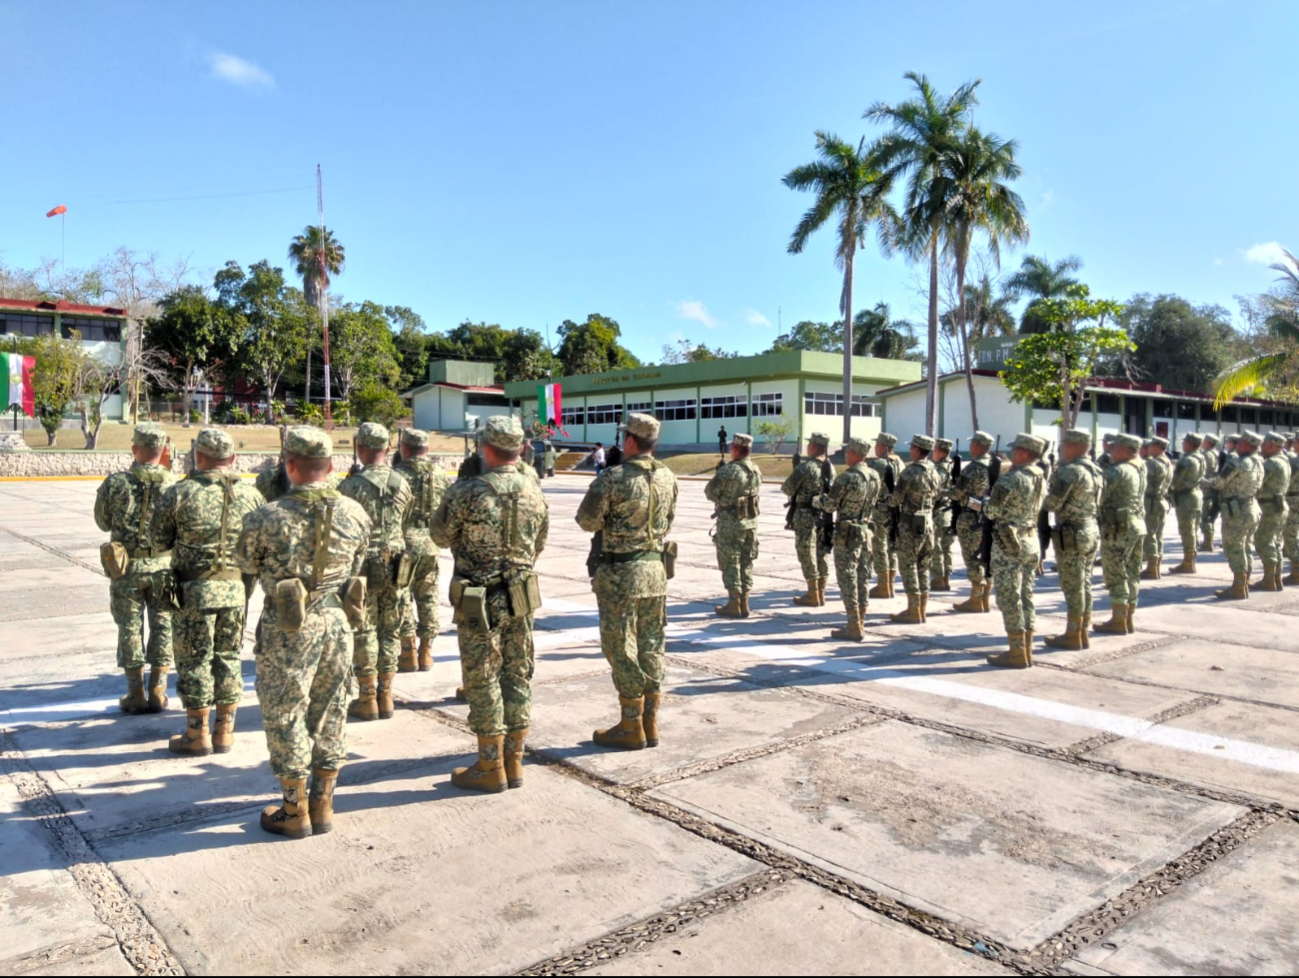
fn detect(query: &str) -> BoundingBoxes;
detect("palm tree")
[1213,249,1299,407]
[288,226,345,404]
[866,72,981,434]
[941,272,1016,343]
[853,302,919,360]
[1004,254,1082,333]
[783,132,897,444]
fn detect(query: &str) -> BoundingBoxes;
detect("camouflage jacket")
[986,462,1047,532]
[1200,448,1219,480]
[1100,459,1148,536]
[931,458,952,519]
[1144,455,1172,509]
[1043,457,1103,528]
[151,470,264,609]
[577,456,678,554]
[863,457,897,521]
[705,458,762,531]
[430,464,549,584]
[94,462,179,559]
[951,454,993,516]
[1169,451,1205,498]
[823,462,880,524]
[1289,453,1299,498]
[891,458,941,516]
[1213,451,1264,502]
[781,457,834,510]
[1259,454,1291,505]
[339,464,413,556]
[397,456,454,555]
[1097,452,1113,472]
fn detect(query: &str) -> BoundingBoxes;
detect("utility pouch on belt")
[366,555,392,590]
[274,579,309,634]
[1050,528,1064,553]
[997,524,1021,554]
[736,495,759,520]
[911,512,931,534]
[100,541,130,580]
[1223,498,1241,519]
[393,552,416,589]
[662,541,679,579]
[459,585,491,634]
[343,576,367,629]
[508,573,543,617]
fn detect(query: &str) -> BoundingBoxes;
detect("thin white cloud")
[673,300,716,328]
[1039,189,1056,210]
[743,308,773,328]
[209,52,275,91]
[1243,241,1286,265]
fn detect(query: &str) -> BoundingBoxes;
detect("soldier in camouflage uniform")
[1042,429,1103,651]
[94,423,178,714]
[952,431,996,614]
[151,428,264,756]
[889,434,942,625]
[1285,433,1299,585]
[868,433,904,599]
[235,426,372,839]
[1140,436,1173,579]
[781,431,834,606]
[1167,433,1206,575]
[1199,433,1221,551]
[1212,430,1265,600]
[1253,432,1291,591]
[820,435,881,641]
[705,432,762,619]
[1096,433,1116,472]
[983,434,1048,668]
[431,416,549,793]
[929,438,955,591]
[339,422,414,722]
[395,428,453,671]
[576,413,679,752]
[1095,434,1148,635]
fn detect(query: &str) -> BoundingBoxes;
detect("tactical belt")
[177,567,244,583]
[460,577,512,601]
[129,547,171,560]
[600,550,663,564]
[1259,494,1286,506]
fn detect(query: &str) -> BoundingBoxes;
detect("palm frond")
[1212,352,1293,408]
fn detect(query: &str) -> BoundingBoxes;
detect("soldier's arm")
[535,496,551,557]
[1043,470,1073,513]
[428,490,458,549]
[823,472,850,513]
[93,477,114,532]
[150,485,179,552]
[350,510,373,576]
[780,468,801,498]
[575,477,609,533]
[984,474,1014,520]
[233,513,263,576]
[665,475,679,533]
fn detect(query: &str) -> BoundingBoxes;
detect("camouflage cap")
[1150,436,1170,450]
[846,436,872,456]
[1113,433,1143,453]
[1011,432,1044,455]
[401,428,430,448]
[1202,432,1220,445]
[970,430,994,449]
[934,438,953,452]
[1225,432,1240,443]
[286,425,332,458]
[1062,428,1092,447]
[132,423,168,449]
[356,422,391,450]
[1102,432,1117,446]
[1264,431,1287,447]
[627,412,660,440]
[807,431,830,449]
[875,432,899,448]
[194,427,234,460]
[732,432,754,448]
[1182,431,1204,448]
[1238,430,1263,449]
[483,415,525,450]
[911,433,936,452]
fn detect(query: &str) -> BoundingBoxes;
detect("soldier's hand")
[812,493,826,511]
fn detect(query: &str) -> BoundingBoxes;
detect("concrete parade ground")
[3,476,1299,977]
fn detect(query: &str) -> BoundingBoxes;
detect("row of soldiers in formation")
[704,426,1299,670]
[94,412,677,839]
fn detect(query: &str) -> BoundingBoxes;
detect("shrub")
[296,402,324,425]
[350,385,406,429]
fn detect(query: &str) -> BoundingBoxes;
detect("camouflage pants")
[1174,496,1202,561]
[872,515,898,580]
[991,532,1039,633]
[1222,508,1261,577]
[832,521,872,615]
[955,514,985,587]
[109,566,174,670]
[1055,524,1099,619]
[256,605,352,781]
[1201,493,1217,537]
[353,580,403,676]
[932,521,954,581]
[1143,501,1169,559]
[714,523,758,593]
[792,510,827,582]
[1285,501,1299,561]
[457,602,533,737]
[595,592,666,699]
[399,553,441,641]
[1257,504,1289,568]
[174,605,245,709]
[1101,529,1143,607]
[896,518,935,596]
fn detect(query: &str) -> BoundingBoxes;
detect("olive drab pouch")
[459,585,491,634]
[910,512,932,535]
[393,552,416,589]
[100,541,130,580]
[448,575,468,609]
[274,578,309,634]
[662,540,679,580]
[508,573,543,617]
[343,576,368,629]
[366,555,392,591]
[735,495,759,520]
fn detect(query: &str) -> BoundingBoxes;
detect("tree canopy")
[556,314,640,375]
[1115,294,1239,393]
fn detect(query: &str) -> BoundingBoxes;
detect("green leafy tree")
[385,305,429,390]
[350,383,407,428]
[765,319,843,354]
[754,416,796,454]
[1004,254,1083,333]
[1116,294,1239,393]
[1214,249,1299,407]
[556,314,640,375]
[853,302,921,360]
[328,300,401,402]
[783,131,896,444]
[426,320,553,383]
[148,286,241,424]
[661,339,738,363]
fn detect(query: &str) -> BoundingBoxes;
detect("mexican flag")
[0,352,35,418]
[537,382,563,427]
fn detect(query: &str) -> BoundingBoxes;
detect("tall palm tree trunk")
[956,257,979,431]
[842,252,855,446]
[925,237,940,434]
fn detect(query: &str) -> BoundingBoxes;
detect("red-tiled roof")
[0,298,128,317]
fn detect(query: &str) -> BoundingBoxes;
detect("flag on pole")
[46,204,67,218]
[537,382,563,428]
[0,352,36,418]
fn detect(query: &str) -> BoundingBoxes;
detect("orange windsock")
[46,204,67,217]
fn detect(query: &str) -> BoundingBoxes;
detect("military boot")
[119,668,148,715]
[168,708,212,756]
[1200,530,1215,552]
[1094,604,1129,635]
[593,697,647,750]
[1044,618,1085,651]
[1278,567,1287,591]
[261,777,312,839]
[1255,565,1282,592]
[376,673,396,719]
[986,632,1030,669]
[830,612,864,642]
[953,583,983,613]
[417,636,434,672]
[212,704,237,754]
[890,594,923,625]
[398,636,418,673]
[1285,560,1299,587]
[868,578,888,599]
[308,769,337,834]
[1140,557,1159,580]
[1024,629,1035,665]
[1169,553,1197,574]
[919,593,929,623]
[793,582,819,607]
[451,735,507,793]
[348,676,380,721]
[503,728,529,787]
[979,584,992,613]
[146,665,170,713]
[455,686,467,703]
[1216,573,1250,601]
[1126,605,1136,634]
[739,590,751,618]
[1082,614,1092,649]
[642,692,663,748]
[816,578,828,606]
[715,591,744,618]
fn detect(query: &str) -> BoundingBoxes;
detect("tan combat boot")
[147,665,170,713]
[979,584,992,613]
[398,636,418,673]
[919,593,929,623]
[953,583,983,613]
[739,590,751,618]
[1140,557,1159,581]
[830,612,864,642]
[1044,618,1085,651]
[417,636,434,672]
[348,676,379,721]
[715,591,744,618]
[1285,560,1299,587]
[793,582,819,607]
[503,728,529,787]
[1126,605,1136,634]
[1094,604,1129,635]
[816,578,828,606]
[1082,614,1092,649]
[642,692,663,748]
[987,632,1030,669]
[454,686,467,702]
[451,735,507,793]
[1024,629,1035,665]
[119,668,148,714]
[1255,565,1282,592]
[869,578,888,599]
[167,708,212,756]
[593,697,647,750]
[376,673,396,719]
[1215,573,1250,601]
[261,777,312,839]
[308,769,337,834]
[890,594,923,625]
[212,704,237,754]
[1169,553,1197,574]
[1200,530,1215,552]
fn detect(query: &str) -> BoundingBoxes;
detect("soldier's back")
[340,465,411,553]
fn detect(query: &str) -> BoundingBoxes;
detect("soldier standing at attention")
[705,432,762,619]
[430,416,549,792]
[94,422,178,714]
[1199,433,1222,551]
[1095,434,1148,635]
[1285,433,1299,585]
[395,428,453,672]
[983,434,1048,668]
[1042,430,1103,650]
[151,428,264,756]
[1097,433,1116,471]
[889,434,942,625]
[1140,436,1173,580]
[930,438,955,591]
[339,422,413,722]
[1167,433,1207,574]
[821,436,881,640]
[781,431,834,607]
[576,413,679,751]
[868,433,904,599]
[1212,431,1265,600]
[235,426,371,838]
[1253,432,1291,591]
[952,431,996,614]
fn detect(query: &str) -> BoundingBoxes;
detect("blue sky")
[2,0,1294,365]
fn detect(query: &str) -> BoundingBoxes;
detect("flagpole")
[11,336,18,432]
[61,212,66,287]
[317,164,332,431]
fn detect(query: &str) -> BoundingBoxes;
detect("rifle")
[276,424,290,495]
[947,451,963,533]
[187,439,197,477]
[816,457,835,555]
[350,437,363,476]
[884,464,899,546]
[975,448,1004,571]
[586,530,604,577]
